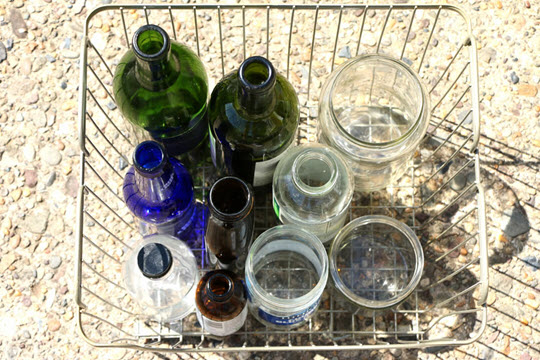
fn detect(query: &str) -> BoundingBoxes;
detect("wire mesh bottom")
[76,4,487,352]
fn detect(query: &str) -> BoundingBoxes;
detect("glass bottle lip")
[132,24,170,62]
[137,242,173,279]
[208,176,253,221]
[206,272,234,302]
[133,140,167,175]
[238,56,276,93]
[329,215,424,309]
[328,54,428,150]
[245,225,328,312]
[291,151,339,196]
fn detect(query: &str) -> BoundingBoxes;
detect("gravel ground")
[0,0,538,359]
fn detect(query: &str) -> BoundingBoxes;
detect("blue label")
[258,300,320,326]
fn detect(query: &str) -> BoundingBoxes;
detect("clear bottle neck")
[133,25,179,91]
[237,56,276,115]
[291,152,338,196]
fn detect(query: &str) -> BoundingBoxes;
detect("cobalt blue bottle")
[123,140,207,248]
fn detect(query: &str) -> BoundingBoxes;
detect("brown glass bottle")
[195,270,247,336]
[205,176,254,271]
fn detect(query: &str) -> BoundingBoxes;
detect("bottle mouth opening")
[292,153,338,195]
[207,273,234,302]
[133,24,170,61]
[238,56,276,92]
[133,140,166,174]
[137,242,173,279]
[209,176,253,219]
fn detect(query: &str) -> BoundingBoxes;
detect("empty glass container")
[272,144,354,243]
[245,225,328,329]
[318,54,430,191]
[330,215,424,309]
[122,234,199,322]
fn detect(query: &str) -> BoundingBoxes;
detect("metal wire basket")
[76,3,488,353]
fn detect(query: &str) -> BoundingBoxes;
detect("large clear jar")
[318,54,430,192]
[272,144,354,243]
[122,234,199,323]
[245,225,328,329]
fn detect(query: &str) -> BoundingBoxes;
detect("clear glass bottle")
[123,140,207,247]
[205,176,254,271]
[195,270,247,336]
[208,56,299,187]
[113,24,208,156]
[318,54,430,191]
[272,144,354,243]
[122,234,199,322]
[245,225,328,329]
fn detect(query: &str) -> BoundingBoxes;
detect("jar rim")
[132,24,170,62]
[245,225,329,312]
[209,176,254,220]
[329,215,424,309]
[291,150,338,196]
[328,54,428,150]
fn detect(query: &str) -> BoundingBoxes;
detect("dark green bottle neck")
[133,25,179,91]
[237,56,276,115]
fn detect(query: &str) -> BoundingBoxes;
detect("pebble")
[9,235,20,249]
[11,188,22,201]
[62,100,76,111]
[45,54,56,63]
[510,71,520,84]
[501,205,530,237]
[106,101,117,110]
[65,176,79,198]
[39,146,62,166]
[338,46,352,59]
[10,9,28,39]
[60,81,67,90]
[46,172,57,187]
[517,84,538,97]
[522,256,539,271]
[25,91,39,105]
[49,256,62,269]
[22,209,49,234]
[24,169,38,188]
[23,144,36,162]
[62,49,79,59]
[63,37,71,50]
[450,172,467,191]
[118,157,128,171]
[47,319,61,332]
[458,110,473,125]
[6,39,13,51]
[0,42,6,63]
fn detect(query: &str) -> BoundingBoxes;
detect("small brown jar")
[195,270,247,336]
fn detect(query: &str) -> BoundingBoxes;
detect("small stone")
[402,57,413,66]
[62,37,71,49]
[9,235,20,249]
[524,299,539,310]
[450,172,467,191]
[60,81,67,90]
[47,319,61,332]
[458,110,472,125]
[338,46,351,59]
[25,91,39,105]
[0,42,6,63]
[62,166,72,176]
[106,101,117,110]
[46,172,56,187]
[22,188,31,197]
[118,157,128,171]
[501,205,530,238]
[460,248,468,256]
[62,49,79,59]
[522,256,539,271]
[23,144,36,162]
[0,253,17,273]
[22,209,49,234]
[510,71,519,84]
[45,54,56,63]
[353,9,364,17]
[63,311,74,321]
[62,100,76,111]
[24,169,37,188]
[517,84,538,97]
[20,58,32,76]
[6,39,14,51]
[39,146,62,166]
[11,188,22,201]
[49,256,62,269]
[59,286,69,295]
[10,9,28,39]
[65,176,79,198]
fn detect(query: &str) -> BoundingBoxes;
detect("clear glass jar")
[122,234,199,322]
[272,144,354,243]
[245,225,328,329]
[330,215,424,309]
[318,54,430,191]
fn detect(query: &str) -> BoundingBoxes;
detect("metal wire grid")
[76,4,488,352]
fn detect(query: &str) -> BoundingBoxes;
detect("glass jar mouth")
[245,226,329,312]
[328,54,427,149]
[292,152,338,196]
[132,24,170,62]
[209,176,253,220]
[238,56,276,93]
[206,272,234,302]
[330,215,424,309]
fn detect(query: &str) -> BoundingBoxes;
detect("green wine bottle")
[113,24,208,156]
[208,56,299,187]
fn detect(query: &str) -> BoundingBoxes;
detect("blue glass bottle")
[123,140,207,248]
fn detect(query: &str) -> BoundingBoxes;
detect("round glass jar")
[272,144,354,243]
[123,234,199,322]
[318,54,430,191]
[330,215,424,309]
[245,225,328,329]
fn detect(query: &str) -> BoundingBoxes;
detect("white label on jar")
[196,305,247,337]
[253,143,294,187]
[257,299,320,326]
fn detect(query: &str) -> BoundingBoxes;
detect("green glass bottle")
[208,56,299,187]
[113,24,208,156]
